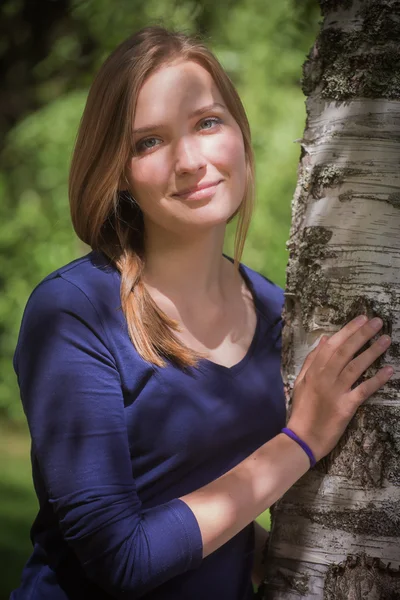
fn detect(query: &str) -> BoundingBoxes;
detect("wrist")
[281,427,317,468]
[274,432,311,475]
[285,419,324,461]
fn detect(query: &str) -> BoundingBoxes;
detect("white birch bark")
[262,1,400,598]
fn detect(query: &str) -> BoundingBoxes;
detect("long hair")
[69,26,255,368]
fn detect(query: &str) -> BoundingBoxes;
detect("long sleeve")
[14,275,203,598]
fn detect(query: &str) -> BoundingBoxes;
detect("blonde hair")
[69,26,255,368]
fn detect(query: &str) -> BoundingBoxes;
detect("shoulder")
[33,250,118,296]
[23,251,120,318]
[14,252,121,370]
[16,251,121,351]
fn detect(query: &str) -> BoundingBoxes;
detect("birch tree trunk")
[262,1,400,598]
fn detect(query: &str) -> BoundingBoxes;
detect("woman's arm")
[181,432,309,558]
[181,315,391,558]
[16,278,203,599]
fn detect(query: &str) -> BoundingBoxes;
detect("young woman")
[11,26,393,600]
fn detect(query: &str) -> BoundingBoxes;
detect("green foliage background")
[1,0,320,422]
[0,1,320,596]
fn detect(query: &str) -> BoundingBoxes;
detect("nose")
[174,136,206,175]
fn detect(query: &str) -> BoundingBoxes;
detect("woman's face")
[126,59,247,236]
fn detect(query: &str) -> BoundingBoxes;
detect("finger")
[314,316,383,372]
[296,335,328,383]
[339,334,391,389]
[347,365,394,407]
[330,317,384,374]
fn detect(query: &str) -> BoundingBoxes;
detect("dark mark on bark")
[324,406,400,487]
[324,553,400,600]
[338,190,354,202]
[301,225,333,250]
[303,0,400,101]
[330,296,392,335]
[310,165,365,200]
[357,0,400,41]
[339,191,393,204]
[389,342,400,360]
[286,225,336,333]
[320,0,354,14]
[387,193,400,208]
[263,559,310,598]
[282,503,400,537]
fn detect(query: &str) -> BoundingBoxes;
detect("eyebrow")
[132,102,226,136]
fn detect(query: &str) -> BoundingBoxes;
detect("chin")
[179,200,241,228]
[146,194,242,235]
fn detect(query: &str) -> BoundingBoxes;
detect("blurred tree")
[262,0,400,598]
[0,0,97,138]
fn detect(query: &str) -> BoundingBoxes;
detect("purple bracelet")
[281,427,317,468]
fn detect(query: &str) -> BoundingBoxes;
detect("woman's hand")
[287,315,393,461]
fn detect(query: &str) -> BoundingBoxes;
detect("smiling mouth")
[173,180,223,201]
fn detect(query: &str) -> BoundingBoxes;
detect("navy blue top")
[11,251,286,600]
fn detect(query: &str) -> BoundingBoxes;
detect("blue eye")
[136,137,161,153]
[199,117,222,130]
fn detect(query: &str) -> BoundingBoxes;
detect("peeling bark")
[262,1,400,598]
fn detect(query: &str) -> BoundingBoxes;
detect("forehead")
[133,60,225,128]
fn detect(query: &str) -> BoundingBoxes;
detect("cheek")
[127,157,170,216]
[209,131,246,178]
[128,158,166,194]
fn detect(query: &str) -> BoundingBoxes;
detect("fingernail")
[355,315,368,324]
[379,335,391,347]
[383,366,394,377]
[370,318,383,330]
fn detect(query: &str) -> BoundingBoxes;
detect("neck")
[142,222,232,308]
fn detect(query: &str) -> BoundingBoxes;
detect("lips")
[173,179,222,200]
[173,180,222,197]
